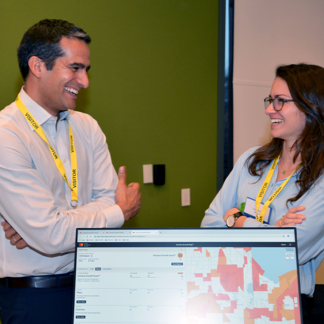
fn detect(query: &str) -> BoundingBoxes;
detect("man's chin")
[64,102,77,111]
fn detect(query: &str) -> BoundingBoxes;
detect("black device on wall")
[153,164,165,185]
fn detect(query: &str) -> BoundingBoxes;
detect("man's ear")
[28,56,43,78]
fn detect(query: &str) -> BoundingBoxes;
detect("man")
[0,19,141,324]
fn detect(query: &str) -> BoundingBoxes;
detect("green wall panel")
[0,0,218,228]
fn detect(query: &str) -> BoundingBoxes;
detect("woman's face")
[265,77,306,146]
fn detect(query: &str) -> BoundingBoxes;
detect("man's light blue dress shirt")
[0,88,124,277]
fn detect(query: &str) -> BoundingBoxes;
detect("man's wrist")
[116,202,134,221]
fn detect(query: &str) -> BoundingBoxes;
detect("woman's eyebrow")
[269,94,290,98]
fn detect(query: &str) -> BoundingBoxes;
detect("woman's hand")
[275,206,306,227]
[1,221,28,249]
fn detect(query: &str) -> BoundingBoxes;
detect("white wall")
[233,0,324,162]
[233,0,324,284]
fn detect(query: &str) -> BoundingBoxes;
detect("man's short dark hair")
[18,19,91,81]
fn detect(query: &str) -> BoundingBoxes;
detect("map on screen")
[185,247,300,323]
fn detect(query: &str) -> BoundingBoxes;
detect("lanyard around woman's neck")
[255,156,300,223]
[15,94,79,208]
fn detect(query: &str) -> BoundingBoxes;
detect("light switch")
[181,188,190,206]
[143,164,153,183]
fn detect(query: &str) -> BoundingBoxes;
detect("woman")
[201,64,324,302]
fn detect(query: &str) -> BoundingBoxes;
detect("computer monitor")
[72,227,302,323]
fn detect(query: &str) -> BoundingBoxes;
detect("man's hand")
[115,166,141,221]
[1,221,28,249]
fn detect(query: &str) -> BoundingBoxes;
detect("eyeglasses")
[264,97,294,111]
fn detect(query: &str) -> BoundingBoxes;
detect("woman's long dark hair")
[246,64,324,205]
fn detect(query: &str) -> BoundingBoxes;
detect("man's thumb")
[117,166,127,186]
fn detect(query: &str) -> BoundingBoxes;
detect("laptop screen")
[73,228,302,324]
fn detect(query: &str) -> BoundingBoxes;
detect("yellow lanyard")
[16,94,78,208]
[255,156,299,223]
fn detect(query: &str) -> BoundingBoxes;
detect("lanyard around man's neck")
[15,94,78,208]
[255,156,300,223]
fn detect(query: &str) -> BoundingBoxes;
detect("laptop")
[72,228,302,323]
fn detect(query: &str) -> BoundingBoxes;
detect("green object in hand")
[240,202,246,213]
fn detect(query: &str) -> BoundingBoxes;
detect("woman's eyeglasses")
[264,97,294,111]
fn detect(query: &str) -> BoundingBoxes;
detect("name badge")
[244,197,272,224]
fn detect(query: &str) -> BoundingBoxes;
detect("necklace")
[281,166,296,174]
[279,160,301,174]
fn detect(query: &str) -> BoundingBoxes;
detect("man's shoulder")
[68,110,104,140]
[69,109,98,126]
[0,101,31,153]
[0,101,20,128]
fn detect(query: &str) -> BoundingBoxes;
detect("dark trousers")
[0,284,73,324]
[302,284,324,324]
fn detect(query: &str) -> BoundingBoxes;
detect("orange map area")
[245,271,300,323]
[268,270,300,322]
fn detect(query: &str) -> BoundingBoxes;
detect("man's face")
[36,37,91,116]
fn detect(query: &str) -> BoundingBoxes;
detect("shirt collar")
[18,87,70,129]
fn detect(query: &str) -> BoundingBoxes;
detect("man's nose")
[77,70,89,89]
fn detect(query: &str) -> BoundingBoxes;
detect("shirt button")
[63,159,66,163]
[52,135,55,139]
[52,118,55,122]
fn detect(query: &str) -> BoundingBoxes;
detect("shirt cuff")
[101,204,124,228]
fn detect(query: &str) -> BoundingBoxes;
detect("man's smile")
[64,87,79,97]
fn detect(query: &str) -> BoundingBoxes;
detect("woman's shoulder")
[242,146,261,157]
[236,146,261,163]
[231,146,262,173]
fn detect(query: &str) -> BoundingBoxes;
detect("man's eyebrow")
[68,62,91,72]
